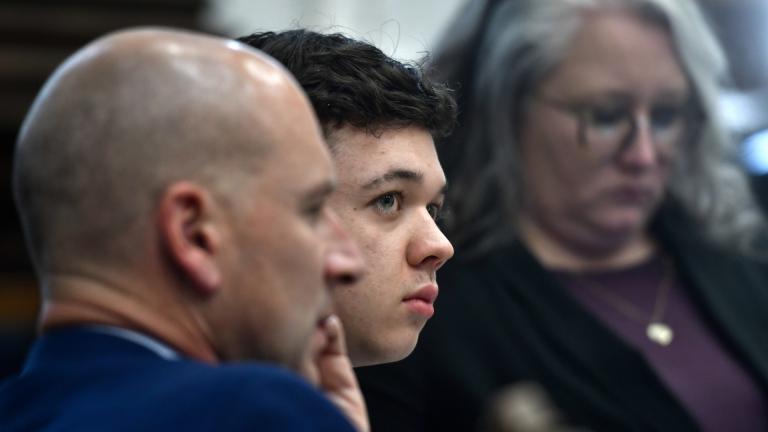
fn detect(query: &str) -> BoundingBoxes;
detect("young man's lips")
[403,283,438,318]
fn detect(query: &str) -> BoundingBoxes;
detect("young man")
[0,28,368,431]
[238,31,457,366]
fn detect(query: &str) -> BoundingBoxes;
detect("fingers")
[293,314,370,432]
[297,318,333,386]
[482,382,583,432]
[297,346,320,386]
[312,315,370,432]
[319,314,346,356]
[297,314,348,386]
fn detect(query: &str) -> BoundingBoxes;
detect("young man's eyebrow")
[361,169,423,190]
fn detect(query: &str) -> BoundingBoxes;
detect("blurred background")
[1,0,768,377]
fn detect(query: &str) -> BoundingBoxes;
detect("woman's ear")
[158,181,223,296]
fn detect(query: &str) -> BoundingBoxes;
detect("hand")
[483,382,589,432]
[300,315,370,432]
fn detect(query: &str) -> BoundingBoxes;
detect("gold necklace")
[574,257,674,346]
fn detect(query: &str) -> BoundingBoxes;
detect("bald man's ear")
[159,182,223,296]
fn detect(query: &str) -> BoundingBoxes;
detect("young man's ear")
[158,181,223,296]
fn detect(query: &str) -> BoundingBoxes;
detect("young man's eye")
[371,192,402,216]
[427,203,443,221]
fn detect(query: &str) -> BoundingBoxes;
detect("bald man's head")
[14,28,315,277]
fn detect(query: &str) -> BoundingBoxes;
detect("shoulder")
[1,358,354,432]
[655,203,768,285]
[435,242,554,324]
[439,243,526,293]
[140,362,355,431]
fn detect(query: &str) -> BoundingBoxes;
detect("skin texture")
[517,11,690,271]
[14,28,368,431]
[327,126,454,366]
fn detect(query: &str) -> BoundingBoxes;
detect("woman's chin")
[592,210,650,240]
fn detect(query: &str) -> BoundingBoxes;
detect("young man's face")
[327,126,454,366]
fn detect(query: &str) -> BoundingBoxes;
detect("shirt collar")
[84,325,181,360]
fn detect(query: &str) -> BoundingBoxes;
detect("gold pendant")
[646,322,673,346]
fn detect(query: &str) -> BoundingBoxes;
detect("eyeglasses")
[537,96,703,160]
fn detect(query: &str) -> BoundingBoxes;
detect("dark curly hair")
[237,30,456,139]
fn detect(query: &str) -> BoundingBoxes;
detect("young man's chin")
[349,330,420,367]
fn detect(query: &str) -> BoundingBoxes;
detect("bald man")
[0,28,368,431]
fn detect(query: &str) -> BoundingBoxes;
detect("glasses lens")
[581,104,695,157]
[582,106,632,153]
[649,105,689,151]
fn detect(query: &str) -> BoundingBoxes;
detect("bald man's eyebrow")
[303,180,336,201]
[362,169,423,190]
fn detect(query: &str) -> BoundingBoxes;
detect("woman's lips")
[612,186,656,205]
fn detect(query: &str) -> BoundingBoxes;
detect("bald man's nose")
[323,208,364,287]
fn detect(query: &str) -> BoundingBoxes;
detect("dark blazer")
[0,327,355,432]
[356,207,768,432]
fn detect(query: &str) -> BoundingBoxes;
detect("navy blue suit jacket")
[0,327,355,431]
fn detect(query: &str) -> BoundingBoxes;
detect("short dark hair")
[237,30,456,139]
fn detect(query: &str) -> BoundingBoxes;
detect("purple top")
[554,255,767,432]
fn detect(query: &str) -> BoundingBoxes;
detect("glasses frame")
[537,95,705,160]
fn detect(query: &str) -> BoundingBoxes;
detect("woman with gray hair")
[356,0,768,430]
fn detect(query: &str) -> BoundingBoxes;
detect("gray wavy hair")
[431,0,766,255]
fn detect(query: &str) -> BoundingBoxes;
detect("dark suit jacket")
[0,327,355,431]
[356,206,768,432]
